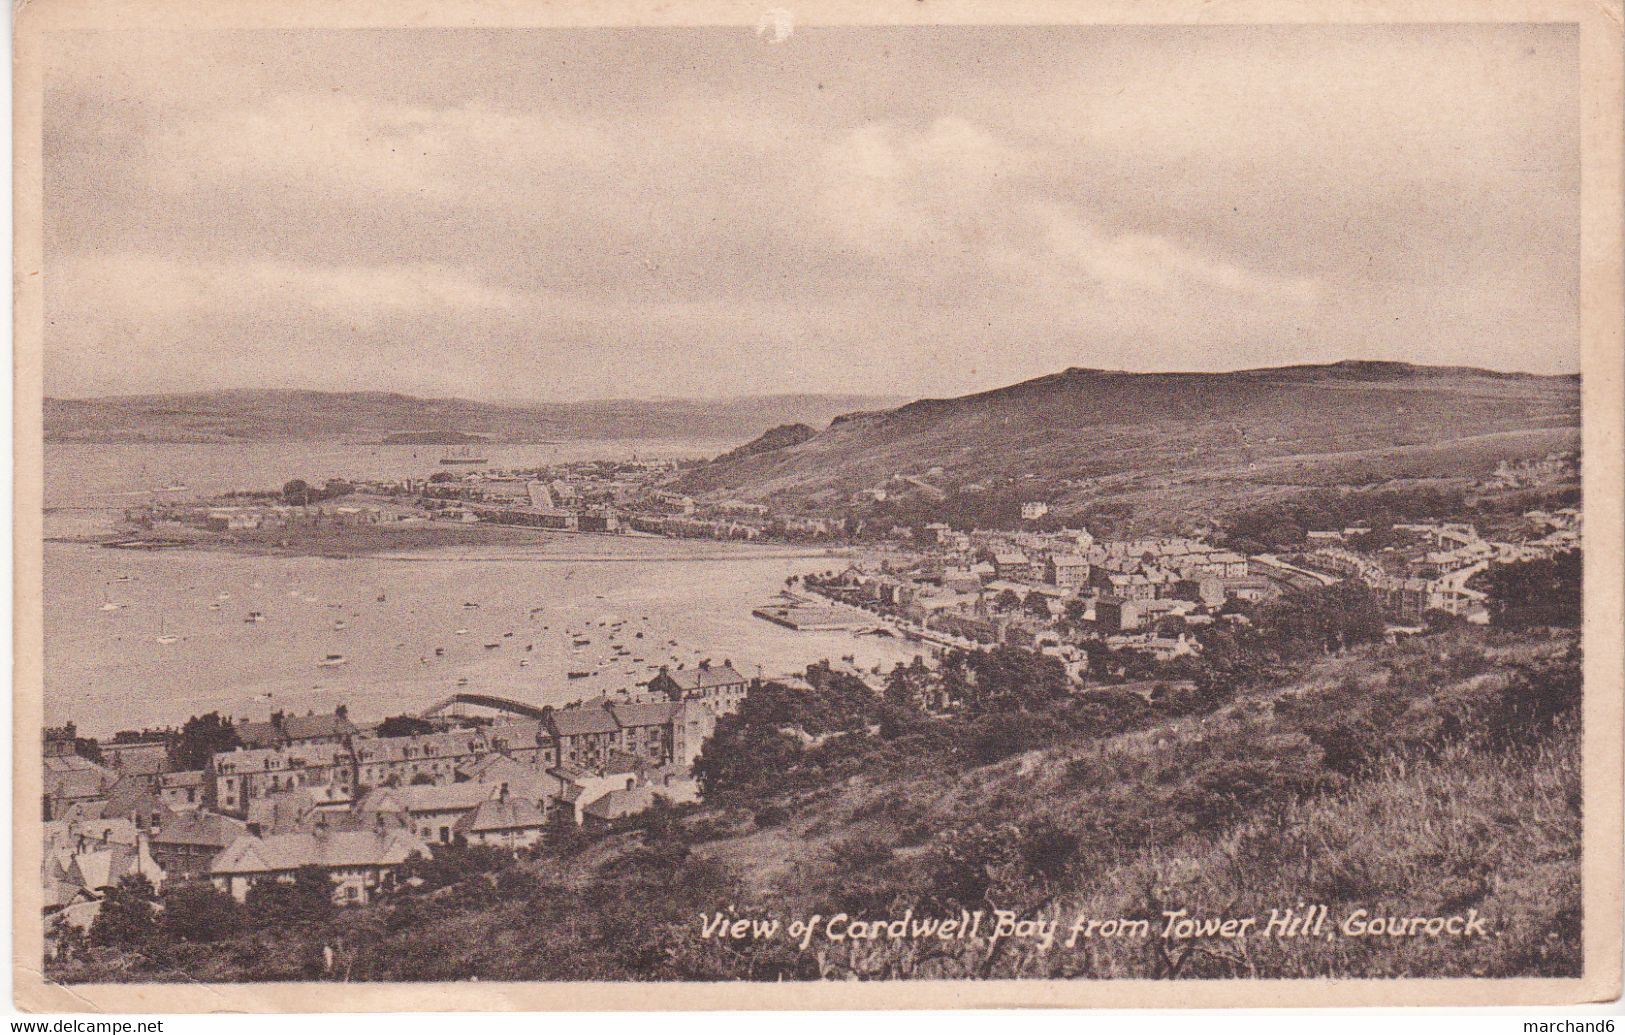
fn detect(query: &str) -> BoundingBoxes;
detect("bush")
[963,711,1066,766]
[160,880,240,943]
[88,874,157,948]
[753,804,789,829]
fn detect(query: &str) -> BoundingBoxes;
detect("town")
[45,457,1581,945]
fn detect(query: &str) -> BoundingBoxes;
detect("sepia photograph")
[11,0,1623,1012]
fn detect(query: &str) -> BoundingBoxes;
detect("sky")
[43,25,1580,402]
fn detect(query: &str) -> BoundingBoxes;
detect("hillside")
[43,391,904,445]
[711,423,817,464]
[674,362,1580,526]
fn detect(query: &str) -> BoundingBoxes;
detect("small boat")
[99,600,121,612]
[484,642,500,650]
[519,659,530,668]
[454,628,470,636]
[244,611,265,623]
[376,593,387,602]
[434,647,445,656]
[216,592,231,601]
[573,638,591,647]
[568,671,591,679]
[456,676,470,687]
[463,602,480,610]
[318,654,347,668]
[333,620,348,630]
[208,603,222,611]
[503,631,514,638]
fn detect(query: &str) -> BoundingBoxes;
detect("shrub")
[753,804,789,828]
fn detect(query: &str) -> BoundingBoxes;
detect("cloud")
[146,93,613,208]
[56,252,526,324]
[40,26,1580,399]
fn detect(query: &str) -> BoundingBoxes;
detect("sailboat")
[155,616,178,645]
[440,445,489,465]
[98,588,120,612]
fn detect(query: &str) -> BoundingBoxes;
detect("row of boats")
[100,580,725,688]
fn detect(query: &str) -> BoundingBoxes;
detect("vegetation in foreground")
[48,570,1582,983]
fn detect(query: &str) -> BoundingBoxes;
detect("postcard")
[12,0,1623,1011]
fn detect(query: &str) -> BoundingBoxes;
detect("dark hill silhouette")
[43,390,902,444]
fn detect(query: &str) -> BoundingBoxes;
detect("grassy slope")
[681,628,1581,979]
[674,365,1580,523]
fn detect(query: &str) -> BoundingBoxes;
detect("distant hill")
[711,423,817,464]
[42,390,904,445]
[675,361,1581,525]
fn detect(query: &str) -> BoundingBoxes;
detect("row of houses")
[210,693,725,819]
[43,661,755,925]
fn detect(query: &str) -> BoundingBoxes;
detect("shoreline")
[48,534,854,566]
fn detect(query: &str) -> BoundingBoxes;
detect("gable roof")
[657,662,746,692]
[358,782,496,815]
[547,706,619,738]
[455,797,547,834]
[583,785,658,821]
[607,701,682,728]
[156,810,249,848]
[210,830,429,875]
[212,742,351,775]
[351,730,489,766]
[246,789,320,835]
[237,711,358,749]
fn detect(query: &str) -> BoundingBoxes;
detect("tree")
[160,879,240,943]
[88,873,158,948]
[1480,551,1581,629]
[1022,592,1053,619]
[1257,582,1384,655]
[375,715,438,738]
[170,712,241,771]
[1061,597,1089,631]
[244,865,335,926]
[282,479,312,506]
[994,589,1023,613]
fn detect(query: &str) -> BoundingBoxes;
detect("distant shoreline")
[48,524,855,565]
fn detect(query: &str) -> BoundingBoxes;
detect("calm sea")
[41,442,924,735]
